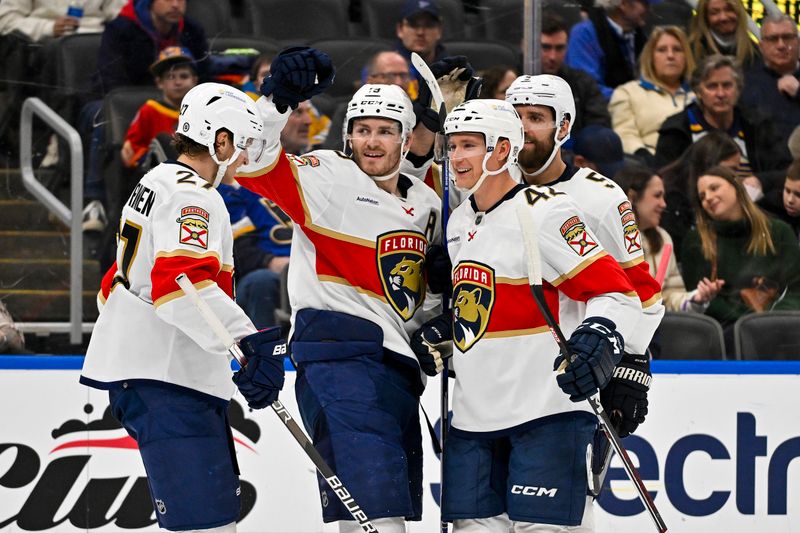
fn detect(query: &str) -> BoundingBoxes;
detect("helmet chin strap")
[366,140,410,183]
[210,147,243,188]
[453,151,507,197]
[520,122,569,179]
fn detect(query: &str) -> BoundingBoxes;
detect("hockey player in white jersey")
[235,47,444,533]
[81,83,286,533]
[506,74,663,439]
[410,98,641,531]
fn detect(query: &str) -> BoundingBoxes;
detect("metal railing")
[19,97,85,344]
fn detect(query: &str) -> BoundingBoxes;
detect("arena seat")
[734,311,800,360]
[656,311,727,360]
[246,0,350,45]
[185,0,234,38]
[478,0,583,47]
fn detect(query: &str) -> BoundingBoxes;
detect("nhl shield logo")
[377,231,427,321]
[452,261,495,352]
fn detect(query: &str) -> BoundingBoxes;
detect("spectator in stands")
[280,102,314,156]
[681,165,800,343]
[366,50,413,96]
[655,54,791,199]
[758,159,800,241]
[242,53,273,97]
[565,0,649,100]
[740,14,800,145]
[92,0,208,95]
[610,26,694,165]
[0,0,123,40]
[688,0,759,69]
[0,0,124,165]
[479,65,518,100]
[540,14,611,140]
[395,0,446,73]
[572,125,627,180]
[119,46,197,170]
[617,164,723,312]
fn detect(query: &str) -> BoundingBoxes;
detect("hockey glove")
[410,312,453,376]
[233,327,287,409]
[413,55,481,131]
[554,317,624,402]
[261,46,335,113]
[600,352,651,437]
[426,244,452,296]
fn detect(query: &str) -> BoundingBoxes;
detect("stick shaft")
[174,273,377,532]
[514,209,668,533]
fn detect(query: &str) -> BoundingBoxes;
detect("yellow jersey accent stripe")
[484,325,551,339]
[154,279,214,308]
[550,252,608,287]
[317,274,388,302]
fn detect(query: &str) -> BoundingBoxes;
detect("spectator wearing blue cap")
[572,124,628,180]
[395,0,447,67]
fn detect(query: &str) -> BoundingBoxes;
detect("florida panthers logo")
[377,231,427,321]
[452,261,495,352]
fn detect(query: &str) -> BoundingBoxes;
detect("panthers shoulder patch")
[618,201,641,253]
[560,216,597,257]
[177,206,209,249]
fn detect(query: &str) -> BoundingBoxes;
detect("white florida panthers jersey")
[236,98,442,362]
[81,161,256,401]
[446,184,642,435]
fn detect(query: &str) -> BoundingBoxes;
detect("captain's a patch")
[177,206,210,249]
[560,215,597,257]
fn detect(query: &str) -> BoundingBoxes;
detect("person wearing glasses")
[741,14,800,144]
[395,0,448,77]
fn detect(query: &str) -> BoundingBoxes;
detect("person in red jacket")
[120,46,198,168]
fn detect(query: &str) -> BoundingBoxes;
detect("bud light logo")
[0,400,260,530]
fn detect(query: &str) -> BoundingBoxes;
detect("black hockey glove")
[554,317,624,402]
[413,55,481,131]
[600,352,651,437]
[426,244,452,296]
[233,327,287,409]
[410,312,453,376]
[261,46,335,113]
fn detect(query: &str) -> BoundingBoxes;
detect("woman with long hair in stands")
[617,164,723,313]
[688,0,760,67]
[681,165,800,342]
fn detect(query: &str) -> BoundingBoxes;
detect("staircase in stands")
[0,168,101,352]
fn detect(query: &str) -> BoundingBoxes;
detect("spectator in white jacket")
[609,26,695,165]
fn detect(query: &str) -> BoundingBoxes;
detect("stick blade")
[410,52,445,114]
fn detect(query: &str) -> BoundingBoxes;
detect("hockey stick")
[174,274,378,533]
[513,209,668,533]
[411,52,451,533]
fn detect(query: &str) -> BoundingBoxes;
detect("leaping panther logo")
[377,231,428,321]
[452,261,495,352]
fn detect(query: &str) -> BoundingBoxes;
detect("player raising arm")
[236,47,445,533]
[506,75,663,439]
[81,83,286,533]
[411,99,641,531]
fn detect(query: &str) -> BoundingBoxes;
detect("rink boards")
[0,358,799,533]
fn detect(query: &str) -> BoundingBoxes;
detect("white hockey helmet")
[177,82,264,187]
[505,74,575,177]
[343,84,416,146]
[443,99,524,194]
[343,83,416,181]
